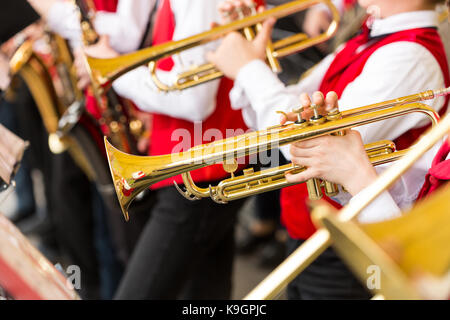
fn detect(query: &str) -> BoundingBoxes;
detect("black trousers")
[286,237,372,300]
[115,185,245,300]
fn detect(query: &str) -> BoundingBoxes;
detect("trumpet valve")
[306,178,323,200]
[324,181,339,197]
[292,107,308,128]
[292,106,304,122]
[309,104,326,125]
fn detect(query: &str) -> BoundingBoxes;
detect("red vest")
[417,138,450,199]
[281,26,450,240]
[92,0,117,12]
[149,0,265,189]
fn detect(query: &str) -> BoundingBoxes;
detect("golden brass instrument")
[105,88,447,221]
[85,0,340,93]
[245,90,450,300]
[8,39,98,180]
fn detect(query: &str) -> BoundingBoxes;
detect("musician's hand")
[0,53,10,91]
[303,6,332,52]
[218,0,263,23]
[283,91,377,196]
[207,18,275,79]
[287,131,377,196]
[84,35,119,59]
[73,47,91,90]
[279,91,338,124]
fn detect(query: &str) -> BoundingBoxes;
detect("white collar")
[369,10,438,37]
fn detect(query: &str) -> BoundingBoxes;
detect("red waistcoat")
[149,0,265,189]
[92,0,117,12]
[281,26,450,240]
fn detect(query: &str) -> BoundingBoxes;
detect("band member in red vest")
[208,0,449,299]
[28,0,157,299]
[286,0,450,219]
[82,0,265,299]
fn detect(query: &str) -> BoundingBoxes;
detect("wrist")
[344,165,378,196]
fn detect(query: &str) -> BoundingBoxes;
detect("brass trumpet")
[85,0,340,93]
[105,88,447,221]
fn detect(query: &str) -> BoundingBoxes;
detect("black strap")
[138,0,160,49]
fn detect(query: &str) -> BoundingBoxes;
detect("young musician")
[208,0,449,299]
[27,0,157,299]
[80,0,264,299]
[287,0,450,217]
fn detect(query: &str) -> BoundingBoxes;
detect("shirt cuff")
[350,188,402,224]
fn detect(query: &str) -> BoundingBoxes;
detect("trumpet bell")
[105,137,208,220]
[105,137,170,220]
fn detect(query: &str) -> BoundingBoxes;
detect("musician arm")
[112,66,220,122]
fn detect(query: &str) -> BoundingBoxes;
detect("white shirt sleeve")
[47,0,155,52]
[112,66,221,122]
[94,0,156,53]
[47,1,83,48]
[112,0,226,122]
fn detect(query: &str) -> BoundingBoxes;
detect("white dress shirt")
[112,0,228,122]
[47,0,155,52]
[229,10,447,223]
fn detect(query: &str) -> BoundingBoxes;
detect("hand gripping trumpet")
[85,0,340,93]
[105,88,449,221]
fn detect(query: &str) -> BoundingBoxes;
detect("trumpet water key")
[105,88,447,220]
